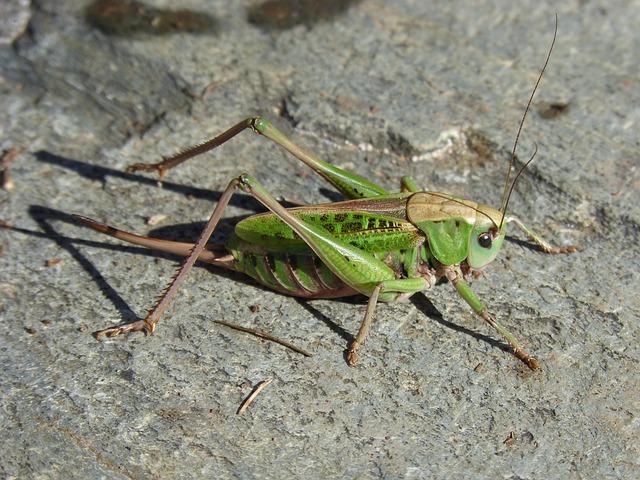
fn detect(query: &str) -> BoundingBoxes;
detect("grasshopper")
[75,20,577,370]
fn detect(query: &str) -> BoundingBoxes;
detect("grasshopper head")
[467,220,506,269]
[465,201,506,269]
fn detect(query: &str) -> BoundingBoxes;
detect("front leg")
[507,216,579,254]
[444,266,539,370]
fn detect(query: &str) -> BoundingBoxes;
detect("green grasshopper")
[75,22,577,370]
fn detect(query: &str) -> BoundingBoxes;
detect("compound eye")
[478,232,493,249]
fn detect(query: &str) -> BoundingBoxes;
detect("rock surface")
[1,1,638,478]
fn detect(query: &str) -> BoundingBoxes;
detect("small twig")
[236,378,273,415]
[214,320,312,357]
[503,431,516,446]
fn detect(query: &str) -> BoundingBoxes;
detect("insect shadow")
[25,205,140,322]
[21,206,283,321]
[34,150,278,213]
[505,235,555,253]
[409,293,510,354]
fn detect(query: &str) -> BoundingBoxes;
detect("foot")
[346,341,360,366]
[514,349,540,370]
[93,318,155,340]
[126,162,167,179]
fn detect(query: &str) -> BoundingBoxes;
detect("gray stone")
[1,1,637,478]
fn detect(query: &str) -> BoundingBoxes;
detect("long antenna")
[501,143,538,225]
[499,14,558,229]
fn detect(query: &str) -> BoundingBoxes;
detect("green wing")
[235,209,421,254]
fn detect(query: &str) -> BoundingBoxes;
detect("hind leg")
[129,116,389,199]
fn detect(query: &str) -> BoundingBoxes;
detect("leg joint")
[249,116,271,134]
[236,173,253,190]
[443,265,460,285]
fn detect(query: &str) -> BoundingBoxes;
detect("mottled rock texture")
[1,1,637,478]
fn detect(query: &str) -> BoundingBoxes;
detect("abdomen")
[229,242,358,298]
